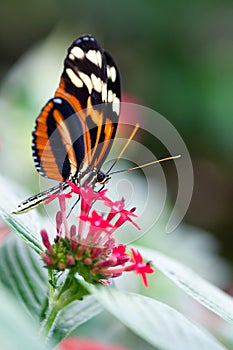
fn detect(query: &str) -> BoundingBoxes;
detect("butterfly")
[12,35,121,214]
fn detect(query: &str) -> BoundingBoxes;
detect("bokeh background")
[1,0,232,263]
[0,0,233,347]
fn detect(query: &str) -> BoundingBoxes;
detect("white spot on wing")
[66,68,84,88]
[102,82,108,102]
[107,65,117,82]
[97,51,102,68]
[107,90,120,113]
[110,66,117,82]
[107,65,111,78]
[112,97,120,114]
[86,50,101,67]
[70,46,85,59]
[79,72,93,93]
[69,53,75,61]
[107,90,113,102]
[91,74,102,93]
[53,98,62,104]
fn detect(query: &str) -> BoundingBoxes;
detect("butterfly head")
[75,167,110,187]
[96,170,110,185]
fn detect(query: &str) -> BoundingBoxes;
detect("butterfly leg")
[66,195,81,218]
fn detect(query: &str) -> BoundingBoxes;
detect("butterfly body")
[12,35,120,214]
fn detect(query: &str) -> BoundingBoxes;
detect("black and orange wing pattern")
[32,35,121,182]
[13,35,121,214]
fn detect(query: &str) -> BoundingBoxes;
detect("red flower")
[111,244,130,264]
[45,191,72,238]
[105,198,140,230]
[67,180,108,214]
[41,229,53,255]
[79,210,114,232]
[41,183,153,286]
[128,248,154,287]
[95,244,130,269]
[105,198,125,221]
[114,208,140,230]
[45,192,72,205]
[68,180,108,200]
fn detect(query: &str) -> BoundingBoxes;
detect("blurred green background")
[0,1,233,347]
[0,1,232,263]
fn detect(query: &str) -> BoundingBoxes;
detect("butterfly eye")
[97,171,110,184]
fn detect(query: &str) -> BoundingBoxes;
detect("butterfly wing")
[86,49,121,171]
[32,97,85,181]
[32,35,121,182]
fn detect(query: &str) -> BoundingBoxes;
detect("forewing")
[89,50,121,170]
[55,35,121,171]
[32,35,121,180]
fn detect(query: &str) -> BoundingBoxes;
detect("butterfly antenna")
[109,155,181,176]
[106,123,140,174]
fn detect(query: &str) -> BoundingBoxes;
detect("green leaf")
[0,174,43,253]
[0,234,102,343]
[0,284,50,350]
[137,246,233,324]
[74,311,157,350]
[0,208,43,253]
[0,234,47,319]
[52,294,103,343]
[40,274,103,344]
[90,286,227,350]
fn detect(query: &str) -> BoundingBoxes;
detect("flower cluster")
[41,181,154,287]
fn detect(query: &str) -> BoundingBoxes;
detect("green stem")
[39,271,54,322]
[40,270,89,341]
[39,270,60,340]
[40,294,49,322]
[40,304,59,340]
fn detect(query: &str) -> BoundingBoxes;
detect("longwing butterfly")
[12,35,121,214]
